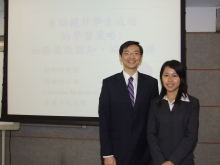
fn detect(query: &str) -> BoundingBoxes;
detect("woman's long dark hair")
[157,60,187,105]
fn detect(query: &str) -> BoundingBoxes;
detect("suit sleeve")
[169,98,200,165]
[98,80,113,156]
[147,101,167,165]
[151,79,159,100]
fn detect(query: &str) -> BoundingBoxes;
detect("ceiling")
[0,0,220,12]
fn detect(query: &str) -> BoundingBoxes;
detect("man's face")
[119,44,143,72]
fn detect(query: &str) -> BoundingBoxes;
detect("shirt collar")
[123,70,138,82]
[163,94,190,103]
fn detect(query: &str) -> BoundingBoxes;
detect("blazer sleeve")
[98,79,113,156]
[147,100,167,165]
[169,97,200,165]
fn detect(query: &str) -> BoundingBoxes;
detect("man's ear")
[139,55,143,65]
[119,55,123,65]
[119,54,122,61]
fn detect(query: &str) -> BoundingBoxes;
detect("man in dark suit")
[99,41,159,165]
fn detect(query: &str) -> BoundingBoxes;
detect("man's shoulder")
[138,72,158,82]
[103,72,122,82]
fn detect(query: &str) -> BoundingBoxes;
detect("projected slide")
[4,0,183,120]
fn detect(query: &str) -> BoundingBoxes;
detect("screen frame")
[1,0,186,125]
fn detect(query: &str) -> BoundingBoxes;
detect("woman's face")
[162,66,181,95]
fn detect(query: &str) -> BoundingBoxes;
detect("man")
[99,41,159,165]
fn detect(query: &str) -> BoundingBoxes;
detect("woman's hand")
[162,160,174,165]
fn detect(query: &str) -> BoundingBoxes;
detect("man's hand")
[104,156,116,165]
[162,161,174,165]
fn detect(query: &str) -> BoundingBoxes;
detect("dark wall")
[186,33,220,165]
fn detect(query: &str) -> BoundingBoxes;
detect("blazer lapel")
[171,102,180,112]
[172,101,189,113]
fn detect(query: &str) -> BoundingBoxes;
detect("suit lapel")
[134,72,147,111]
[116,72,133,108]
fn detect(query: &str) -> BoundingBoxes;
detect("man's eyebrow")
[124,50,140,52]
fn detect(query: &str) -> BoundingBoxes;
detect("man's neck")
[124,69,137,76]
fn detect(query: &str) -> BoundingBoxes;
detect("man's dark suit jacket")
[99,72,158,165]
[147,95,200,165]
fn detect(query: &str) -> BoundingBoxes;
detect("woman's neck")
[166,91,178,102]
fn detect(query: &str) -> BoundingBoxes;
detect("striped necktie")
[128,77,134,107]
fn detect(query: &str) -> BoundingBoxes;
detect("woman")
[147,60,199,165]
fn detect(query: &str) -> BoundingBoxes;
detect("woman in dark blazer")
[147,60,200,165]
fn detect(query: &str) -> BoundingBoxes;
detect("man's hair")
[119,41,143,56]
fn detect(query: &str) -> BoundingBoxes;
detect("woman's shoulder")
[187,94,200,108]
[152,95,160,101]
[151,95,163,105]
[187,94,199,102]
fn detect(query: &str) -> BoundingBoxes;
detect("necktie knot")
[129,77,133,82]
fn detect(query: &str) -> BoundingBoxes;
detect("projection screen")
[1,0,185,125]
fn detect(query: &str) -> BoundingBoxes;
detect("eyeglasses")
[123,51,140,56]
